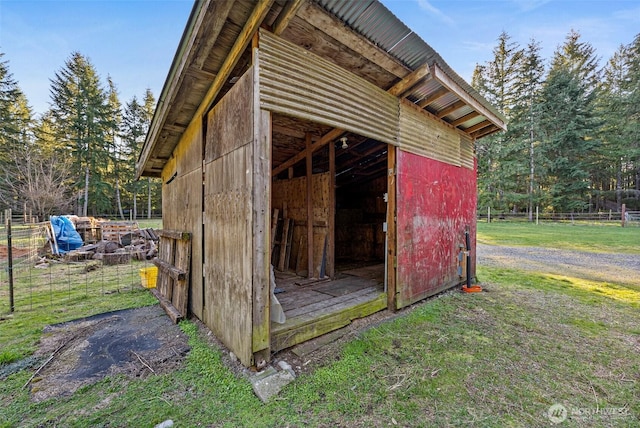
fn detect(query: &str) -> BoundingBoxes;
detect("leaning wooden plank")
[156,229,192,241]
[172,238,191,316]
[150,288,183,323]
[277,218,291,271]
[152,258,186,281]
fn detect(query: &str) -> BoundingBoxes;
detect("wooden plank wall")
[335,175,386,262]
[202,68,255,366]
[161,104,203,320]
[272,172,330,277]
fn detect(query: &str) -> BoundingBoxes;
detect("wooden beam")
[163,124,187,134]
[305,133,313,279]
[386,145,397,310]
[431,64,506,131]
[328,138,335,279]
[387,63,431,97]
[192,0,235,69]
[296,1,410,78]
[417,86,450,108]
[473,125,500,139]
[273,0,304,35]
[436,100,466,119]
[251,60,271,356]
[272,124,320,141]
[465,120,493,134]
[198,0,274,116]
[186,66,217,81]
[451,111,481,127]
[272,128,344,176]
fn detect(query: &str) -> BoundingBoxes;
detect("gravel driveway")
[477,244,640,287]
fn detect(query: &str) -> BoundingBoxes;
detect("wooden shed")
[137,0,506,367]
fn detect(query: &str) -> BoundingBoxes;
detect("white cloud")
[416,0,455,26]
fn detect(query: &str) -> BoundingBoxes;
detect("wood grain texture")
[203,143,254,366]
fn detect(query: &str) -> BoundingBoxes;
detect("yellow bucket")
[139,266,158,288]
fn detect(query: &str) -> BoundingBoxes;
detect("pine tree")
[540,31,601,212]
[472,32,525,212]
[511,40,546,219]
[49,52,112,216]
[622,34,640,205]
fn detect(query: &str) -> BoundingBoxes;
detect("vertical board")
[252,55,271,357]
[202,67,255,366]
[206,70,254,163]
[395,150,477,308]
[203,145,253,366]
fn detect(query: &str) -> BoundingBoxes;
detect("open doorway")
[269,114,389,352]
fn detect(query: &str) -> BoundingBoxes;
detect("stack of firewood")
[65,228,159,265]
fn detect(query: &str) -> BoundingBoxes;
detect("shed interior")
[269,113,389,351]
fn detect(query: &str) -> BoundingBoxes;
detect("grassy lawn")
[1,223,639,427]
[477,221,640,254]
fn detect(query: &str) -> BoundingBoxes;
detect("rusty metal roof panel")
[313,0,505,124]
[318,0,410,49]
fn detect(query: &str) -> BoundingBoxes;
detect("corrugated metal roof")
[313,0,505,123]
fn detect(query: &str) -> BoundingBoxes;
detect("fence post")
[536,206,539,225]
[621,204,626,228]
[487,206,491,223]
[5,209,14,313]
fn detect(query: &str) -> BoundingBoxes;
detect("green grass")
[1,223,639,426]
[0,261,157,364]
[477,221,640,254]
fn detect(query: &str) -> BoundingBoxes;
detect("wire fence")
[478,209,640,227]
[0,216,156,315]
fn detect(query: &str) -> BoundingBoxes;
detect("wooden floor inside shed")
[271,264,387,352]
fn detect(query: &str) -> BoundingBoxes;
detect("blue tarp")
[50,216,83,254]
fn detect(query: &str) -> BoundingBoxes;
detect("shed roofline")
[137,0,507,178]
[136,0,209,179]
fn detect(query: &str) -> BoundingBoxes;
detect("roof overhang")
[137,0,506,178]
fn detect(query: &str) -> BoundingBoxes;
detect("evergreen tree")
[622,34,640,206]
[539,31,601,212]
[121,95,146,219]
[598,44,630,211]
[472,32,525,212]
[142,89,161,218]
[49,52,112,216]
[511,39,546,218]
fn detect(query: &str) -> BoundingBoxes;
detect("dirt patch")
[29,305,190,402]
[0,245,31,260]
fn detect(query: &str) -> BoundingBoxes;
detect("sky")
[1,0,639,117]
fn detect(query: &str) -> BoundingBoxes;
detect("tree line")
[0,51,161,221]
[472,30,640,217]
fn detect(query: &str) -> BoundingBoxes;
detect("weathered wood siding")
[395,150,477,308]
[202,69,256,366]
[161,114,203,320]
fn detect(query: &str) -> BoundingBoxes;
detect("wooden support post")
[306,132,313,278]
[386,147,397,310]
[327,139,336,278]
[5,209,14,313]
[621,203,626,228]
